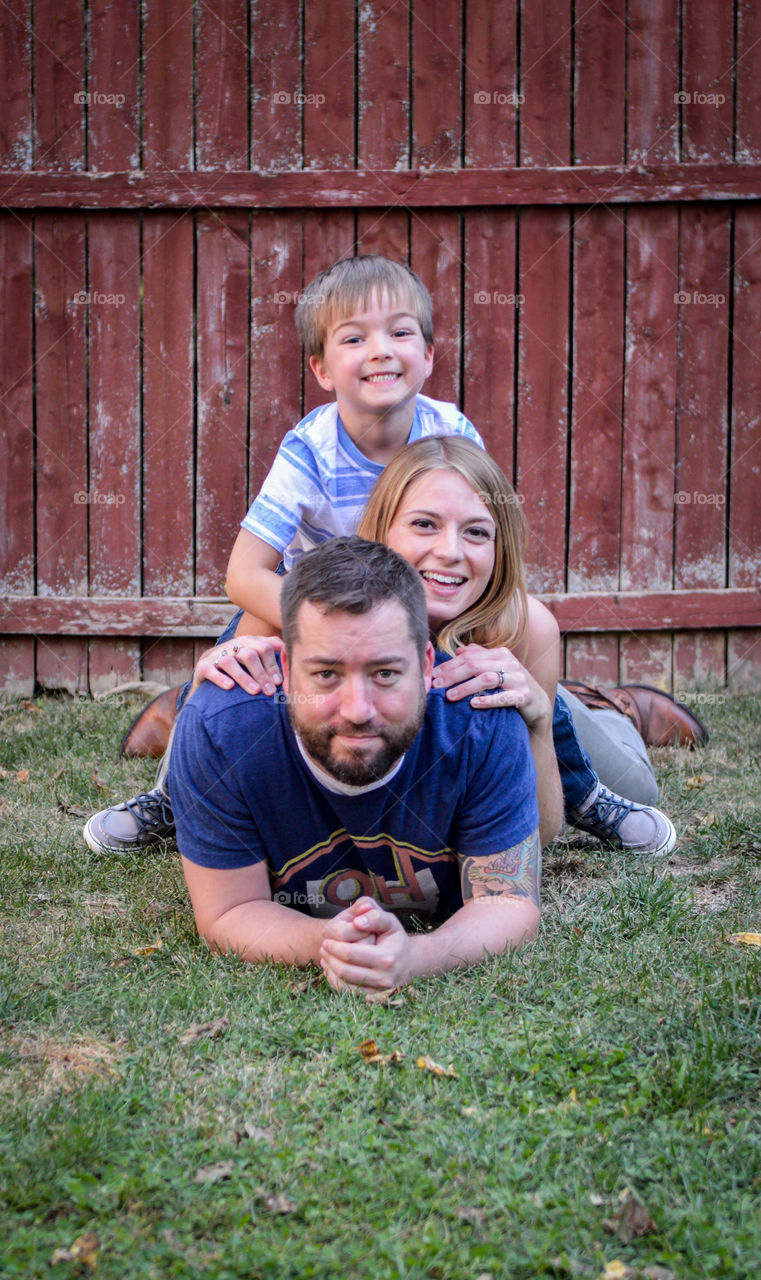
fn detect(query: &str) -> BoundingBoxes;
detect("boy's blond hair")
[295,254,434,358]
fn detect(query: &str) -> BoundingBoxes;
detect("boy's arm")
[225,529,284,631]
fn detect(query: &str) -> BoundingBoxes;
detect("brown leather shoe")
[561,680,709,748]
[611,684,709,748]
[119,685,184,759]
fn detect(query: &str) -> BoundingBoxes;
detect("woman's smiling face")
[385,469,497,630]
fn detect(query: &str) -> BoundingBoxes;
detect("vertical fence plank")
[464,0,518,168]
[141,214,196,686]
[358,0,409,170]
[520,0,571,167]
[462,210,518,474]
[574,0,625,166]
[627,0,680,163]
[196,0,249,169]
[411,213,462,408]
[356,0,410,259]
[0,216,35,692]
[143,0,194,170]
[195,213,250,595]
[33,0,85,169]
[737,0,761,161]
[87,212,142,691]
[140,0,196,682]
[33,214,89,693]
[516,208,571,593]
[88,0,139,171]
[729,207,761,689]
[682,0,734,161]
[619,206,679,686]
[566,0,627,680]
[251,1,302,170]
[672,206,730,685]
[412,0,463,168]
[304,0,355,168]
[249,212,304,501]
[0,0,32,168]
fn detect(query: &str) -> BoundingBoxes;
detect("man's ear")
[422,641,435,692]
[309,354,334,392]
[280,649,290,693]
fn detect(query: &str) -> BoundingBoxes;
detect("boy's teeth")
[365,373,399,382]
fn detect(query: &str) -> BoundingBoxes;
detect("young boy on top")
[84,254,677,860]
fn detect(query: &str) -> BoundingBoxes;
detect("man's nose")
[339,676,374,724]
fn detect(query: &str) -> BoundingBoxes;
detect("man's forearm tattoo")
[460,829,541,909]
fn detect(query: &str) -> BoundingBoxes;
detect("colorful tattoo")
[460,830,541,908]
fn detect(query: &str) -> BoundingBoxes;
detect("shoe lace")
[123,790,173,832]
[583,786,637,836]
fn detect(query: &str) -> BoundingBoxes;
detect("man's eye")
[375,670,399,683]
[314,669,337,681]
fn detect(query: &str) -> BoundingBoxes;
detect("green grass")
[1,690,760,1279]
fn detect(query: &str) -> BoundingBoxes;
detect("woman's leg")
[555,684,658,806]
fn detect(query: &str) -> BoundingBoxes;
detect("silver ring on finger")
[496,668,506,689]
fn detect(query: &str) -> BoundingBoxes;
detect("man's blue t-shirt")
[170,682,538,925]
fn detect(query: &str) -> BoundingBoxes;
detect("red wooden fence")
[1,0,760,696]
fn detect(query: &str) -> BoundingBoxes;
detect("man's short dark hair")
[281,536,429,661]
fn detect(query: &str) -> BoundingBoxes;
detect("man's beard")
[289,691,427,786]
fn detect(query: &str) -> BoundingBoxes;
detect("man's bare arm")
[319,829,542,991]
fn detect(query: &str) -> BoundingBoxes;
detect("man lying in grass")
[169,536,544,992]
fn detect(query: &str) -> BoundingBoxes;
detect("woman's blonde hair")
[357,436,529,656]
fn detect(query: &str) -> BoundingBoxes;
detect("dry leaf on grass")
[685,773,713,789]
[598,1263,635,1280]
[602,1187,658,1244]
[132,937,163,957]
[14,768,29,783]
[51,1230,99,1270]
[357,1038,403,1065]
[728,931,761,947]
[91,766,109,791]
[179,1016,230,1045]
[193,1160,235,1185]
[57,802,90,818]
[255,1188,297,1214]
[417,1055,458,1078]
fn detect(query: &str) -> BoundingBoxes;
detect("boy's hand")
[432,644,552,727]
[191,635,285,697]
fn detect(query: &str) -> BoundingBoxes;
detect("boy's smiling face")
[309,289,434,440]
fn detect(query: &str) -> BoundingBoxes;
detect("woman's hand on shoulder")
[432,644,553,728]
[190,635,285,697]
